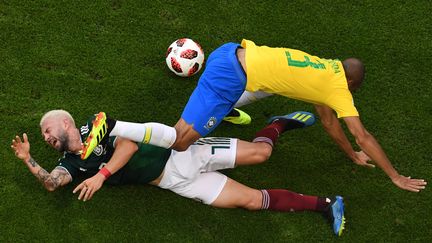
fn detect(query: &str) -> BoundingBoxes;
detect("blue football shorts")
[181,42,247,136]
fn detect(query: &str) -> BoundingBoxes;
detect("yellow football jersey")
[241,39,358,118]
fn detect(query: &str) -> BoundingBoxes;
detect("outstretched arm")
[73,137,138,201]
[314,105,373,167]
[343,116,427,192]
[11,133,71,191]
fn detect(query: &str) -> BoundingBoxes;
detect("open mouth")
[48,138,58,147]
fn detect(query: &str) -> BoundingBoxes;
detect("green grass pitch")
[1,0,431,242]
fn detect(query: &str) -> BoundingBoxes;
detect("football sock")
[252,120,288,146]
[234,91,273,108]
[252,126,278,147]
[109,121,177,149]
[260,189,330,212]
[252,118,307,146]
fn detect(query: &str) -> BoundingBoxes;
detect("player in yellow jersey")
[235,39,359,118]
[227,40,426,192]
[82,40,426,193]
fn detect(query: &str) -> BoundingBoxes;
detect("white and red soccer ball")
[165,38,205,77]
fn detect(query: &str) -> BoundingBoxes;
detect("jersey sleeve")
[326,89,359,118]
[108,136,118,149]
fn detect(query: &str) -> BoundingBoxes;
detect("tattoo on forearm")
[29,157,38,167]
[36,168,69,190]
[47,172,66,189]
[36,168,50,183]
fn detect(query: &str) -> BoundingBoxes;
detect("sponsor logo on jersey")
[79,167,87,172]
[204,117,217,130]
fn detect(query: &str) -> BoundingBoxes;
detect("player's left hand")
[73,173,105,201]
[391,174,427,192]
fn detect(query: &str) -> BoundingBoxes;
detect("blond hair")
[40,110,75,127]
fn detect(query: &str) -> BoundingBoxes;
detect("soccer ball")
[165,38,205,77]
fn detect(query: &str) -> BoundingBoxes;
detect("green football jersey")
[57,115,171,185]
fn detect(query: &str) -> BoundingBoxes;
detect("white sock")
[110,121,177,149]
[234,91,273,107]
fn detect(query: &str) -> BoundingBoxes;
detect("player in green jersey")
[12,109,346,236]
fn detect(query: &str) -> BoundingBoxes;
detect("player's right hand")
[352,151,375,168]
[11,133,31,162]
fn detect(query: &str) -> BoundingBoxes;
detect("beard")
[56,132,70,152]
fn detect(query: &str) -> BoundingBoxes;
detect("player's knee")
[254,143,272,163]
[243,195,262,211]
[260,144,273,161]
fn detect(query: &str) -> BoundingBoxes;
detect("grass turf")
[1,0,431,242]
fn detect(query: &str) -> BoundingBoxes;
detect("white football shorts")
[158,137,237,205]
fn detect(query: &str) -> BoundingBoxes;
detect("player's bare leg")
[232,111,317,165]
[211,178,262,209]
[235,140,272,166]
[171,118,202,151]
[211,178,346,236]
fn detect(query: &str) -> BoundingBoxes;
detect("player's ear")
[347,79,356,92]
[62,118,70,129]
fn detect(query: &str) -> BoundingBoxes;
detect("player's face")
[41,118,70,152]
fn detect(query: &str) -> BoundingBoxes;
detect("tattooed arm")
[11,133,72,191]
[26,158,72,191]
